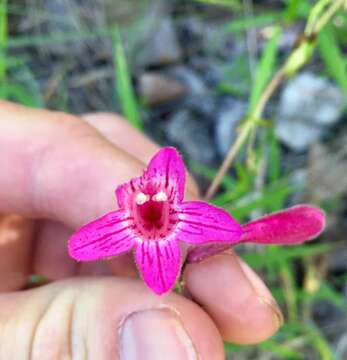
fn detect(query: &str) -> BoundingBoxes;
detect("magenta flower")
[68,147,325,295]
[187,205,326,263]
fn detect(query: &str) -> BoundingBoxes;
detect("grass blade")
[243,243,335,268]
[112,29,142,130]
[193,0,241,9]
[224,12,282,33]
[318,24,347,96]
[248,26,282,113]
[0,0,7,87]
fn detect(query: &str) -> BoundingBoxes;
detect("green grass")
[112,29,142,130]
[193,0,241,9]
[0,0,7,95]
[248,26,281,113]
[318,24,347,97]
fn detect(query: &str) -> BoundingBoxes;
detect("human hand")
[0,101,282,359]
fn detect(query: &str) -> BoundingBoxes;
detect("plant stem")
[205,67,285,200]
[205,119,254,200]
[313,0,346,35]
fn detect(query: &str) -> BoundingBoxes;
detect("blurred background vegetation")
[2,0,347,358]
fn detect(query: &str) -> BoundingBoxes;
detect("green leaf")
[284,0,302,22]
[268,130,281,183]
[259,339,304,359]
[318,25,347,96]
[193,0,241,9]
[248,26,282,113]
[306,324,334,360]
[243,243,335,268]
[112,29,142,130]
[8,27,112,48]
[303,282,347,311]
[228,181,295,221]
[0,0,8,85]
[5,83,42,107]
[223,12,282,33]
[190,162,236,191]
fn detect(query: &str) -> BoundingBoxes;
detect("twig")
[205,68,285,200]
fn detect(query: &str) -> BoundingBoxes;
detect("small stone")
[215,100,246,157]
[138,72,186,105]
[276,121,323,152]
[276,72,346,151]
[165,110,217,165]
[185,95,217,118]
[137,18,182,67]
[168,66,208,95]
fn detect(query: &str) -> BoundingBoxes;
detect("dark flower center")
[133,191,177,240]
[138,199,164,224]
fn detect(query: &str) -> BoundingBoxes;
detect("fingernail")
[119,308,198,360]
[238,258,284,329]
[258,296,284,329]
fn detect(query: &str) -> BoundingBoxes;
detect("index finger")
[0,101,151,227]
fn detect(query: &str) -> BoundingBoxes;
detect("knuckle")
[30,288,78,360]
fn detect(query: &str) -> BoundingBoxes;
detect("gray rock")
[166,66,218,117]
[177,16,204,56]
[276,72,346,151]
[168,66,208,95]
[313,300,347,340]
[165,110,217,165]
[138,72,186,105]
[137,17,182,67]
[185,95,217,118]
[167,67,216,117]
[335,332,347,360]
[288,168,307,204]
[215,100,246,157]
[276,121,323,152]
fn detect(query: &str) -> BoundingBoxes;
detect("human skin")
[0,100,282,359]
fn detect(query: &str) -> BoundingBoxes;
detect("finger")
[81,113,160,166]
[0,101,146,288]
[0,214,34,291]
[35,111,173,280]
[34,110,172,280]
[33,220,77,280]
[0,278,224,359]
[82,112,199,197]
[184,251,283,344]
[0,101,143,227]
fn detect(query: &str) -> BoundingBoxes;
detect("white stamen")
[152,191,168,202]
[135,192,149,205]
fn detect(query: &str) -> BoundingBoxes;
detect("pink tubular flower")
[68,147,325,295]
[187,205,326,263]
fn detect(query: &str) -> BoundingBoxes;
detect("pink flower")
[187,205,325,263]
[68,147,325,295]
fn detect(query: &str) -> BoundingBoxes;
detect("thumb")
[0,278,223,360]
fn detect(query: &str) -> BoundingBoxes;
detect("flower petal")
[176,201,242,244]
[68,210,136,261]
[134,239,181,295]
[241,205,325,245]
[144,147,186,202]
[187,244,229,263]
[115,176,143,209]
